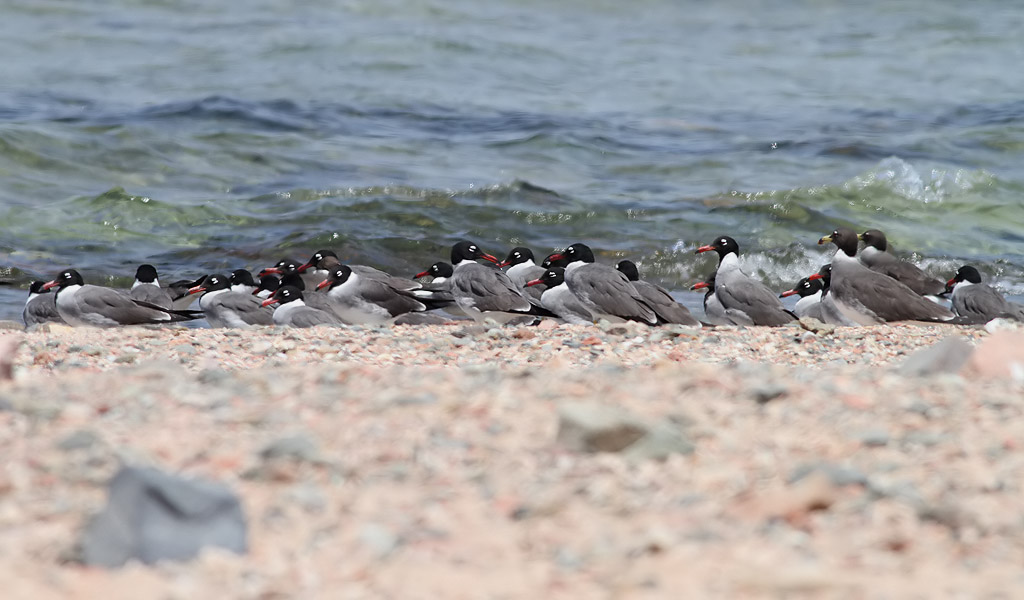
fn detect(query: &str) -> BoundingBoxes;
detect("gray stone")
[789,462,868,487]
[897,336,973,377]
[57,429,102,452]
[855,428,890,447]
[197,368,232,385]
[452,325,487,338]
[359,522,400,559]
[80,465,247,567]
[260,434,320,463]
[798,317,836,335]
[751,383,788,404]
[556,401,694,460]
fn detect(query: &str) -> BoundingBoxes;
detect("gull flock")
[21,228,1024,330]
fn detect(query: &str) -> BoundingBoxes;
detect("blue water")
[2,0,1024,320]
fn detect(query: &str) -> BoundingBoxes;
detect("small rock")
[984,318,1022,333]
[798,318,835,335]
[751,383,787,404]
[898,336,974,377]
[0,321,23,331]
[966,331,1024,382]
[855,429,890,447]
[452,325,487,338]
[556,401,694,460]
[80,465,247,567]
[359,523,400,559]
[259,435,320,464]
[788,462,868,487]
[0,334,22,380]
[197,368,232,385]
[57,429,102,452]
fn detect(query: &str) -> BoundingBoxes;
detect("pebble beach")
[2,320,1023,598]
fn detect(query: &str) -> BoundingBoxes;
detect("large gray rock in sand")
[898,336,974,377]
[557,401,694,461]
[80,465,247,567]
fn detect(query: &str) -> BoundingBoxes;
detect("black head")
[689,272,716,293]
[279,271,306,291]
[318,265,353,290]
[259,258,301,278]
[781,276,823,298]
[169,275,204,296]
[695,236,740,261]
[134,264,159,284]
[451,241,499,265]
[615,260,640,282]
[230,269,257,287]
[949,265,983,287]
[527,267,565,289]
[272,285,304,305]
[43,269,84,291]
[818,227,859,257]
[28,280,50,295]
[858,229,888,251]
[551,243,595,265]
[807,264,832,289]
[300,249,340,272]
[415,261,454,279]
[500,247,535,268]
[198,273,231,293]
[542,252,569,269]
[256,274,280,295]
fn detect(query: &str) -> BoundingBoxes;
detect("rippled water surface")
[3,0,1024,319]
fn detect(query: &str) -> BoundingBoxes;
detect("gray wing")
[634,281,700,326]
[569,265,657,324]
[715,278,795,326]
[508,265,547,306]
[352,265,421,292]
[288,306,341,328]
[836,270,952,322]
[77,285,175,325]
[954,285,1019,321]
[703,294,751,326]
[452,265,532,313]
[24,296,65,326]
[210,293,274,325]
[870,260,945,296]
[356,279,427,316]
[130,284,173,310]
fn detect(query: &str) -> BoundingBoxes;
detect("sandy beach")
[1,320,1023,598]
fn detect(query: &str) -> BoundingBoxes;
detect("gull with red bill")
[525,267,592,325]
[778,275,824,320]
[944,265,1024,323]
[260,286,342,327]
[694,236,796,326]
[296,249,422,293]
[42,269,203,327]
[448,240,535,322]
[315,264,428,324]
[546,243,657,325]
[186,273,274,328]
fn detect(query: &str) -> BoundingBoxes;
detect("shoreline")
[1,322,1022,597]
